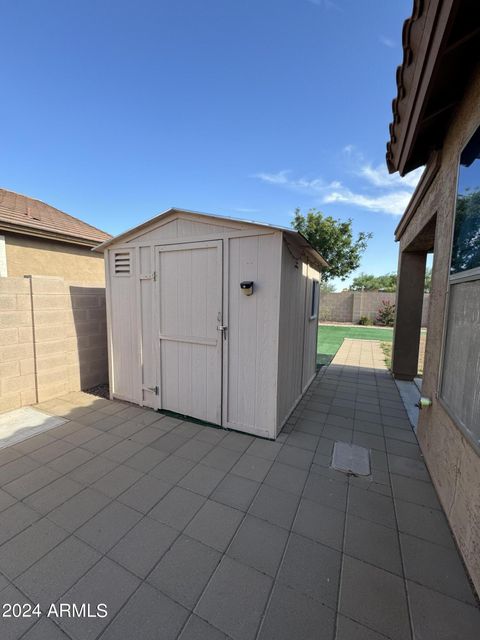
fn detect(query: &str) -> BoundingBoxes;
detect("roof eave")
[0,222,110,248]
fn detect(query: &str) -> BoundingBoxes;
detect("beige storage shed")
[96,208,327,439]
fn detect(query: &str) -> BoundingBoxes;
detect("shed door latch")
[143,385,159,395]
[217,325,227,339]
[140,271,156,281]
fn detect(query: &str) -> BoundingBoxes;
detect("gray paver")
[91,463,143,498]
[3,465,60,499]
[178,463,226,496]
[258,582,335,640]
[24,476,83,514]
[400,532,476,604]
[59,557,140,640]
[184,499,244,551]
[196,555,272,640]
[231,453,273,482]
[211,473,260,511]
[0,583,36,640]
[339,555,410,640]
[0,502,41,545]
[76,500,142,552]
[249,483,300,529]
[108,516,177,578]
[15,536,100,607]
[149,486,206,530]
[345,514,402,575]
[293,498,345,550]
[0,517,68,579]
[48,487,111,532]
[407,580,480,640]
[148,535,220,608]
[335,615,387,640]
[263,462,308,495]
[117,474,172,513]
[395,498,455,548]
[179,615,229,640]
[227,514,288,577]
[149,455,196,483]
[276,444,314,470]
[278,533,340,608]
[348,485,396,529]
[302,472,348,510]
[99,582,188,640]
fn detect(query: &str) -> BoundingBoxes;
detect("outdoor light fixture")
[418,397,433,409]
[240,281,254,296]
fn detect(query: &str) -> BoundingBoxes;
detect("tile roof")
[0,188,112,246]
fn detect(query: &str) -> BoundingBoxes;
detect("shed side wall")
[276,240,319,431]
[225,232,281,438]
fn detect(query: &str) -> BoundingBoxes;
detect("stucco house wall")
[4,233,105,284]
[398,64,480,594]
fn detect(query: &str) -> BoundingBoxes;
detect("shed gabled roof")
[94,207,329,269]
[0,188,112,247]
[386,0,480,176]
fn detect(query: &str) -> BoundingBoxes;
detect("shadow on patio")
[0,339,478,639]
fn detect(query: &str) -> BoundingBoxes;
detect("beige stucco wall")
[320,291,430,325]
[4,233,105,284]
[0,275,108,413]
[398,64,480,594]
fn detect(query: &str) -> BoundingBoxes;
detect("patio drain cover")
[331,441,371,476]
[0,407,66,450]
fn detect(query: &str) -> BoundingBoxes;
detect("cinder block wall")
[0,275,107,413]
[320,291,430,325]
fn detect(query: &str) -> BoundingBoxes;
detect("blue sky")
[0,0,420,289]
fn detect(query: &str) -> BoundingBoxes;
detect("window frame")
[438,123,480,454]
[310,279,319,320]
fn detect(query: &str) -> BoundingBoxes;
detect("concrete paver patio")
[0,339,478,639]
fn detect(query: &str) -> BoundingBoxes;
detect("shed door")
[156,241,223,424]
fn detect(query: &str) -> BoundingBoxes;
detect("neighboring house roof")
[0,188,112,247]
[94,207,329,270]
[386,0,480,176]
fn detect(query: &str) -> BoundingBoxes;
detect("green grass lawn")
[317,324,394,365]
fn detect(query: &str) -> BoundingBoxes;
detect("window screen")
[450,125,480,275]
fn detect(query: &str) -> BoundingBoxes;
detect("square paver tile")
[293,498,345,550]
[123,445,168,472]
[263,462,308,496]
[302,472,347,511]
[76,500,142,553]
[339,555,410,640]
[227,515,288,577]
[184,500,244,551]
[175,438,215,462]
[28,440,76,464]
[117,474,172,513]
[178,463,226,497]
[0,583,36,639]
[345,514,402,575]
[230,453,273,482]
[48,487,111,532]
[108,516,178,578]
[47,447,95,474]
[149,455,196,484]
[14,536,100,607]
[221,431,255,453]
[3,466,60,500]
[21,618,71,639]
[211,473,260,511]
[69,455,118,485]
[387,453,429,482]
[0,488,16,513]
[335,615,387,640]
[395,499,455,548]
[100,582,188,640]
[102,439,145,463]
[258,582,335,640]
[195,556,272,640]
[148,535,220,608]
[24,476,84,514]
[179,615,229,640]
[202,446,243,472]
[286,431,319,451]
[348,485,396,529]
[245,439,282,460]
[0,502,41,545]
[277,533,340,608]
[407,580,480,640]
[58,557,140,640]
[276,445,314,470]
[249,484,300,530]
[400,533,476,604]
[91,464,143,498]
[390,473,441,510]
[149,486,206,530]
[0,517,69,579]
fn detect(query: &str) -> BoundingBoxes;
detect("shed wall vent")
[113,251,131,276]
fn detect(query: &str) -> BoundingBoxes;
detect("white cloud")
[253,150,424,216]
[323,186,414,216]
[380,35,396,48]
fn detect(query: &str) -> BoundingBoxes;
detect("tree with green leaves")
[350,272,397,292]
[292,208,372,282]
